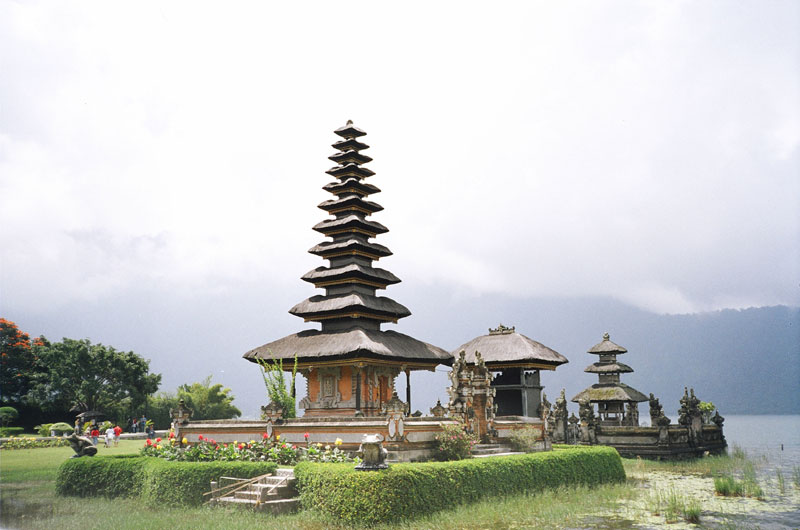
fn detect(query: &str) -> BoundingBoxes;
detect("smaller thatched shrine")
[451,324,568,419]
[571,332,647,426]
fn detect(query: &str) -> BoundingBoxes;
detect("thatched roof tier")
[584,361,634,374]
[328,150,373,165]
[323,178,380,197]
[332,138,369,152]
[587,333,628,355]
[313,215,388,238]
[451,326,568,370]
[326,163,375,179]
[290,293,411,322]
[243,327,451,367]
[301,264,400,289]
[318,196,383,216]
[309,238,392,260]
[571,383,648,403]
[334,121,367,139]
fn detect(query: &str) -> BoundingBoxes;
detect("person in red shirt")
[113,425,122,447]
[90,427,100,446]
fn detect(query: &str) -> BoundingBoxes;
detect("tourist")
[139,415,147,434]
[131,418,138,433]
[113,424,122,446]
[90,426,100,446]
[104,425,114,448]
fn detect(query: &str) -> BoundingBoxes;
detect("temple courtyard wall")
[178,415,548,462]
[591,424,726,459]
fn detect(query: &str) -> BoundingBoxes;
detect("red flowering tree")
[0,318,45,403]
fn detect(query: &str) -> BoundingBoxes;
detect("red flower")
[168,432,175,439]
[146,439,152,446]
[238,443,245,450]
[198,434,204,440]
[156,437,161,443]
[304,432,309,439]
[292,445,297,449]
[262,432,268,439]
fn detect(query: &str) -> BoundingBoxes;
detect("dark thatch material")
[584,362,634,374]
[290,293,411,319]
[243,327,451,365]
[301,264,400,286]
[323,178,380,197]
[571,383,648,403]
[332,138,369,152]
[309,238,392,258]
[334,121,367,139]
[328,150,373,165]
[326,163,375,179]
[451,331,568,367]
[318,196,383,214]
[588,333,628,354]
[313,215,388,236]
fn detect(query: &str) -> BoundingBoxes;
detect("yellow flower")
[181,437,188,445]
[157,445,162,450]
[335,438,343,446]
[233,440,238,445]
[275,434,280,441]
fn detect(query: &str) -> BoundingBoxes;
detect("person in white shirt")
[105,426,115,448]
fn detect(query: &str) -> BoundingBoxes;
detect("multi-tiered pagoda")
[571,333,647,426]
[244,121,450,417]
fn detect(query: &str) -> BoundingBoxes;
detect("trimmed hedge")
[56,455,277,506]
[295,446,625,525]
[0,427,25,437]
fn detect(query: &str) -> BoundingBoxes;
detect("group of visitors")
[128,415,155,438]
[87,424,122,447]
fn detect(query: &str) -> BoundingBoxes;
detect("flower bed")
[295,446,626,525]
[1,436,70,450]
[140,432,355,465]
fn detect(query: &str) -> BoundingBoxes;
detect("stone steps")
[471,443,517,456]
[212,468,299,514]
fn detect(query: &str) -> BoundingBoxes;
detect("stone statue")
[711,409,725,428]
[578,397,597,444]
[538,392,552,421]
[625,402,639,426]
[648,393,663,426]
[430,399,447,418]
[678,387,691,426]
[355,433,389,471]
[67,433,98,458]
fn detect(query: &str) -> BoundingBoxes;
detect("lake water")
[589,414,800,530]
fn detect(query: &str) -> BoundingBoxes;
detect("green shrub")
[295,445,625,525]
[0,427,25,437]
[50,422,75,435]
[56,455,277,507]
[0,406,19,426]
[433,423,477,460]
[36,423,53,437]
[56,455,146,498]
[509,426,543,452]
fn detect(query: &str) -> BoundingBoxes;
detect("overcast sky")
[1,2,798,415]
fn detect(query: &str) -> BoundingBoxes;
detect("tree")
[28,338,161,421]
[256,357,297,419]
[0,318,45,403]
[0,406,19,426]
[176,376,241,421]
[147,391,180,430]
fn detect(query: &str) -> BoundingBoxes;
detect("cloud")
[1,1,798,318]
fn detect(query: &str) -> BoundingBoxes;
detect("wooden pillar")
[355,366,362,413]
[405,369,411,416]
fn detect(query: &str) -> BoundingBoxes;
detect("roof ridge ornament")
[603,332,610,341]
[489,324,515,335]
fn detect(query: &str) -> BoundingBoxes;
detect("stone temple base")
[177,415,550,462]
[592,424,727,460]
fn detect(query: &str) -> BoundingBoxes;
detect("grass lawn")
[3,442,700,530]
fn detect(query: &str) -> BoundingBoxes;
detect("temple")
[243,121,451,417]
[571,332,647,426]
[452,324,568,418]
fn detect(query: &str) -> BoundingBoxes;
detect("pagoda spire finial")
[603,332,610,341]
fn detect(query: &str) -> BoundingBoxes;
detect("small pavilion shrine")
[451,324,568,418]
[243,121,451,417]
[571,332,647,426]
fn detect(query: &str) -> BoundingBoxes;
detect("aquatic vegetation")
[792,465,800,488]
[644,488,702,524]
[776,468,785,494]
[714,472,763,498]
[682,498,702,523]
